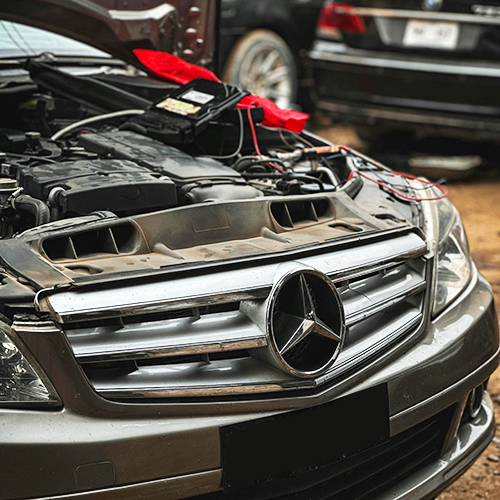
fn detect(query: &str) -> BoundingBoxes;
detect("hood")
[0,0,218,68]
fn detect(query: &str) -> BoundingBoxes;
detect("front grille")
[194,407,454,500]
[37,229,428,400]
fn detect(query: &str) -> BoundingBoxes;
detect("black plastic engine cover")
[78,131,240,184]
[181,179,263,204]
[15,159,177,216]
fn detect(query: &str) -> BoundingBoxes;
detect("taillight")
[317,2,366,38]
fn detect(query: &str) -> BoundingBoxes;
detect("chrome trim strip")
[67,311,268,363]
[310,44,500,78]
[109,4,175,21]
[326,255,425,283]
[12,319,60,335]
[352,7,500,25]
[342,265,426,326]
[40,232,427,323]
[100,384,285,398]
[316,100,500,131]
[40,287,270,324]
[90,357,293,398]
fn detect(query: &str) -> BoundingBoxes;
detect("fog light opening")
[466,385,484,420]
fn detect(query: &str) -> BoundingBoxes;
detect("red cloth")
[133,49,220,85]
[133,49,309,133]
[238,95,308,133]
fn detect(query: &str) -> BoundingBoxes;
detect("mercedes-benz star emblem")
[267,269,345,378]
[422,0,442,11]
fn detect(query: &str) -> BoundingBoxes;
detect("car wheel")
[222,29,298,109]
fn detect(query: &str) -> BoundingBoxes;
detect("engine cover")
[15,158,177,217]
[78,130,241,184]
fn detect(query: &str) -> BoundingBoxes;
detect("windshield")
[0,20,111,59]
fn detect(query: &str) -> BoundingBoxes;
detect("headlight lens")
[432,201,472,317]
[0,326,59,405]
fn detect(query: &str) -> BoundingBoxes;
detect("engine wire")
[51,109,145,141]
[203,108,245,160]
[319,147,447,201]
[246,107,284,173]
[361,162,438,192]
[319,153,348,164]
[49,100,447,202]
[347,169,447,201]
[288,129,315,148]
[278,129,295,150]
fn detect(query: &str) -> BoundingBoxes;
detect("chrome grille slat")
[341,304,422,355]
[52,230,429,400]
[342,265,426,326]
[315,304,424,387]
[90,357,294,398]
[86,303,423,398]
[39,231,426,323]
[66,311,267,363]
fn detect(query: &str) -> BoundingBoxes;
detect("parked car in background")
[220,0,324,109]
[310,0,500,140]
[0,2,498,500]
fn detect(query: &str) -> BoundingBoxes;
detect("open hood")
[0,0,218,68]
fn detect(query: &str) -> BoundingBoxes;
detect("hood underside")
[0,0,217,68]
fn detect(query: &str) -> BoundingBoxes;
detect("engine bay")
[0,60,429,248]
[0,64,370,237]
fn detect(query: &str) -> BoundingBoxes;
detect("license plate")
[403,20,460,50]
[220,384,389,490]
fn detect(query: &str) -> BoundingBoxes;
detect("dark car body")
[219,0,324,108]
[310,0,500,137]
[219,0,323,65]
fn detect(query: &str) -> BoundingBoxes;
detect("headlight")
[0,325,60,406]
[431,198,472,317]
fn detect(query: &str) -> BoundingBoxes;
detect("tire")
[222,29,298,110]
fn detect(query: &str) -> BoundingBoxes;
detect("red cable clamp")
[133,49,309,133]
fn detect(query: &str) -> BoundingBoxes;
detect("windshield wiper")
[26,60,151,113]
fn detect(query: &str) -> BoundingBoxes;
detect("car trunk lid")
[317,0,500,60]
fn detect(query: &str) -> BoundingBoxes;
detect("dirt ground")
[315,124,500,500]
[438,181,500,500]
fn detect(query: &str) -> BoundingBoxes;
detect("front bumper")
[1,269,498,500]
[383,390,495,500]
[310,41,500,133]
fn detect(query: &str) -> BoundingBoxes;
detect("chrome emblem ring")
[267,269,345,378]
[422,0,443,11]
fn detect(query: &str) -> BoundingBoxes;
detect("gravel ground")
[314,123,500,500]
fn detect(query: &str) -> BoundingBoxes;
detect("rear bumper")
[310,42,500,132]
[1,270,498,500]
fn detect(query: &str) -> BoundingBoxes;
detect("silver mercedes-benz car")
[0,2,497,500]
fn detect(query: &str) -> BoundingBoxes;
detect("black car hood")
[0,0,217,68]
